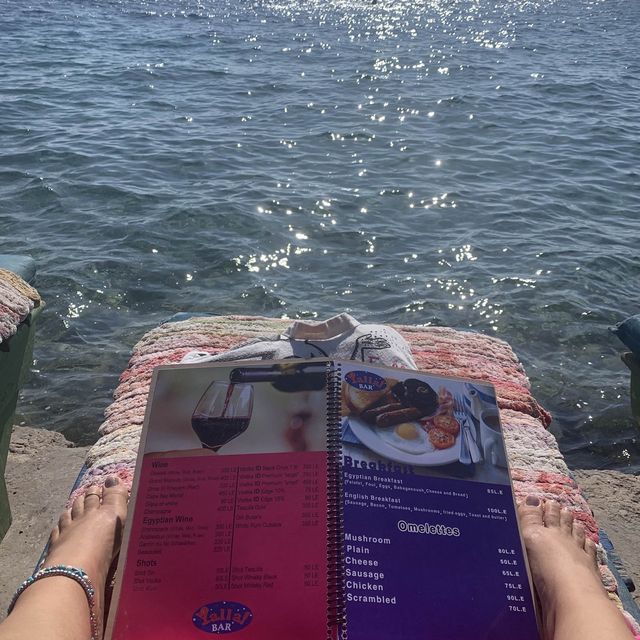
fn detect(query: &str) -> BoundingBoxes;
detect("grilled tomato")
[428,427,456,450]
[433,413,460,437]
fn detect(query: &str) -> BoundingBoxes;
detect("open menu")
[105,360,541,639]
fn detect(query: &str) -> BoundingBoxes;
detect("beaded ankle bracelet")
[8,565,99,640]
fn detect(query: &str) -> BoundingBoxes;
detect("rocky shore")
[0,426,638,620]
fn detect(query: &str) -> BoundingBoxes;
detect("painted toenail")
[525,495,540,506]
[105,476,119,487]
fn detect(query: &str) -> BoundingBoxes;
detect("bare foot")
[42,477,128,631]
[518,496,632,640]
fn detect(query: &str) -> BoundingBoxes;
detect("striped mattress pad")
[64,314,640,630]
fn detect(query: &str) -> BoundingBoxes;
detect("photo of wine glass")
[191,381,254,451]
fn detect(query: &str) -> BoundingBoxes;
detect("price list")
[497,547,528,612]
[339,466,540,640]
[113,451,329,640]
[209,461,324,590]
[483,488,530,616]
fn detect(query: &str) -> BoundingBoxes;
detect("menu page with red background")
[105,361,331,639]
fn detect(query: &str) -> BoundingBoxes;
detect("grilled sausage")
[362,402,403,424]
[375,407,421,427]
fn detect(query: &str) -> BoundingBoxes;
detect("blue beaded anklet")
[8,565,99,640]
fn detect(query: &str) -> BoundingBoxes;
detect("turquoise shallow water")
[1,0,639,469]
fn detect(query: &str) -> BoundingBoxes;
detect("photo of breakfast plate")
[341,371,464,465]
[347,415,461,466]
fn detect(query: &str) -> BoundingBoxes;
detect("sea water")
[1,0,638,470]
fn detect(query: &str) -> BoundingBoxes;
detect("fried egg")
[375,422,434,454]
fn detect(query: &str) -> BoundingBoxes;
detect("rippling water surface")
[1,0,639,469]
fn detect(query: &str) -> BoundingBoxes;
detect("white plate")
[347,415,460,466]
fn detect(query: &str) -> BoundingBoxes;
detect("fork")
[454,393,482,464]
[454,395,472,465]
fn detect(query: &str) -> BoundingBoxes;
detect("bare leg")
[0,477,128,640]
[518,496,634,640]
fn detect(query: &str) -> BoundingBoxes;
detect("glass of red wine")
[191,382,253,451]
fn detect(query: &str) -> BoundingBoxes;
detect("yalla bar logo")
[192,601,253,634]
[345,370,386,392]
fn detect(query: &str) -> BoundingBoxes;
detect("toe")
[70,493,85,519]
[83,485,103,511]
[543,499,561,528]
[49,525,60,545]
[572,520,586,549]
[58,508,72,530]
[560,507,574,534]
[101,476,129,519]
[585,537,599,569]
[517,495,544,532]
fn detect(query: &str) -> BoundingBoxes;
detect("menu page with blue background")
[339,362,540,640]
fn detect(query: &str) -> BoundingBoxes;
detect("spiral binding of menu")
[326,362,347,640]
